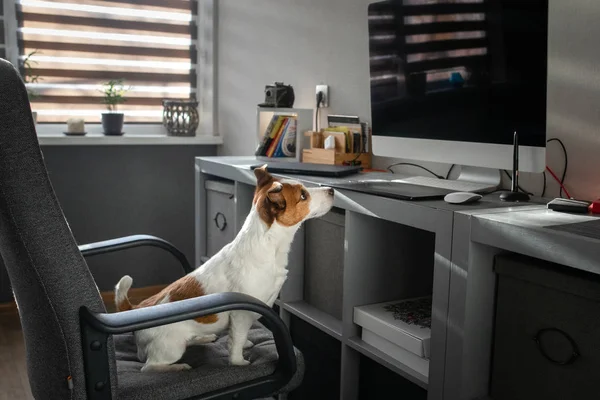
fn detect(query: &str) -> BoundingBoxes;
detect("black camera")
[258,82,295,108]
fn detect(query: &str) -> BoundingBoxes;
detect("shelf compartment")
[347,336,428,389]
[277,299,342,339]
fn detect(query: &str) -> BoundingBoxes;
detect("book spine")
[353,132,361,153]
[282,118,297,157]
[361,122,370,153]
[273,118,290,157]
[267,117,288,157]
[262,116,285,156]
[328,114,361,127]
[255,114,278,156]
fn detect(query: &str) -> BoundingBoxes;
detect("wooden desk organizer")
[302,130,372,168]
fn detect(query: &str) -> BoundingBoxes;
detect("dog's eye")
[300,191,307,201]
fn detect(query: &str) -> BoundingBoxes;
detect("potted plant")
[21,50,41,123]
[101,79,128,135]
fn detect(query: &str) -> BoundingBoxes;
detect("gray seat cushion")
[115,323,304,400]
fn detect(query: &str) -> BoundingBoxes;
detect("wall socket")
[316,84,329,108]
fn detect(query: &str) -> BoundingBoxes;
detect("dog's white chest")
[234,260,288,306]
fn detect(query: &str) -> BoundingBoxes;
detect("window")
[16,0,197,124]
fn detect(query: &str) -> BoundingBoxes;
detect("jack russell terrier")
[114,165,334,372]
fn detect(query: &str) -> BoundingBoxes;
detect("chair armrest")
[80,293,296,399]
[78,234,193,274]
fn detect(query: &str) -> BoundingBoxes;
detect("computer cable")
[387,162,444,179]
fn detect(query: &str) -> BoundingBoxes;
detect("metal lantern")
[162,99,199,136]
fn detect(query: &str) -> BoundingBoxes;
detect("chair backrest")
[0,59,116,399]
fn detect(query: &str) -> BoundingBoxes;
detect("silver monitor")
[368,0,548,188]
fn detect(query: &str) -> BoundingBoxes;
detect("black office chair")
[0,58,303,400]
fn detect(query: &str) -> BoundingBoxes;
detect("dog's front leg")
[228,311,255,366]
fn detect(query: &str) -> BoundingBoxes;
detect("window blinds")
[369,0,488,98]
[17,0,196,123]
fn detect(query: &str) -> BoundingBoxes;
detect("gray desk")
[195,156,598,400]
[447,208,600,400]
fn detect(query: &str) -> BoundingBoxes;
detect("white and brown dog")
[115,165,334,372]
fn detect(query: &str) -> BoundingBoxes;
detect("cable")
[546,166,572,199]
[315,107,319,132]
[445,164,456,180]
[541,170,547,198]
[546,138,568,198]
[343,151,363,166]
[388,163,444,179]
[315,92,324,132]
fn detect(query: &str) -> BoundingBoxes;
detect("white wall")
[218,0,600,201]
[540,0,600,201]
[217,0,371,155]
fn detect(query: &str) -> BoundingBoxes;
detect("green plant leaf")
[100,78,129,112]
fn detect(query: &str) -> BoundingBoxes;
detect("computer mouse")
[444,192,483,205]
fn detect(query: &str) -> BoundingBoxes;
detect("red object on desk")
[588,199,600,214]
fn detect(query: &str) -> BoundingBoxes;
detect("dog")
[114,165,334,372]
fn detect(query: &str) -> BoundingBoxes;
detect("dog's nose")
[327,188,334,196]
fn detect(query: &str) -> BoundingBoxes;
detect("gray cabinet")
[492,254,600,400]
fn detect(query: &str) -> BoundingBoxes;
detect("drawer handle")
[533,327,580,366]
[213,212,227,231]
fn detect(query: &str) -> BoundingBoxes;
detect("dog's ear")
[254,164,273,188]
[266,182,286,209]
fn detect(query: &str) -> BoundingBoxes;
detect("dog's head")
[253,165,334,228]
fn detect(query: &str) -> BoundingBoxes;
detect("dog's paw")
[189,334,218,346]
[206,334,218,342]
[230,357,251,366]
[174,363,192,371]
[243,339,254,349]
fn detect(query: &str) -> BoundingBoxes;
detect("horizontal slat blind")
[17,0,196,123]
[369,0,488,98]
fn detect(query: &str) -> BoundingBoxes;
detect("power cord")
[445,164,456,180]
[546,138,568,198]
[502,137,567,198]
[541,170,547,198]
[315,91,324,131]
[546,166,572,199]
[385,137,568,198]
[387,162,444,179]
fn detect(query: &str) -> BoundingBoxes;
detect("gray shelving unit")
[194,156,549,400]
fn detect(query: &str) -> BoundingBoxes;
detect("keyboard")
[391,176,497,193]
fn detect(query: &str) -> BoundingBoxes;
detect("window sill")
[35,124,223,146]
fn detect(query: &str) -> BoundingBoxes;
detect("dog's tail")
[115,275,133,312]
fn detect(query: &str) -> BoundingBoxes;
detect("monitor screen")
[368,0,548,148]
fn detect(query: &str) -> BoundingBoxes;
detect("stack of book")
[255,114,297,158]
[324,115,370,153]
[353,296,432,378]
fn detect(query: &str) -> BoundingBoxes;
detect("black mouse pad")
[330,181,453,201]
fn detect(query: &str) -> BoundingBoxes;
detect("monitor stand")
[392,165,501,193]
[456,166,501,191]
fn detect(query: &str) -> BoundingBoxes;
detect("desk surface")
[470,207,600,275]
[197,156,546,213]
